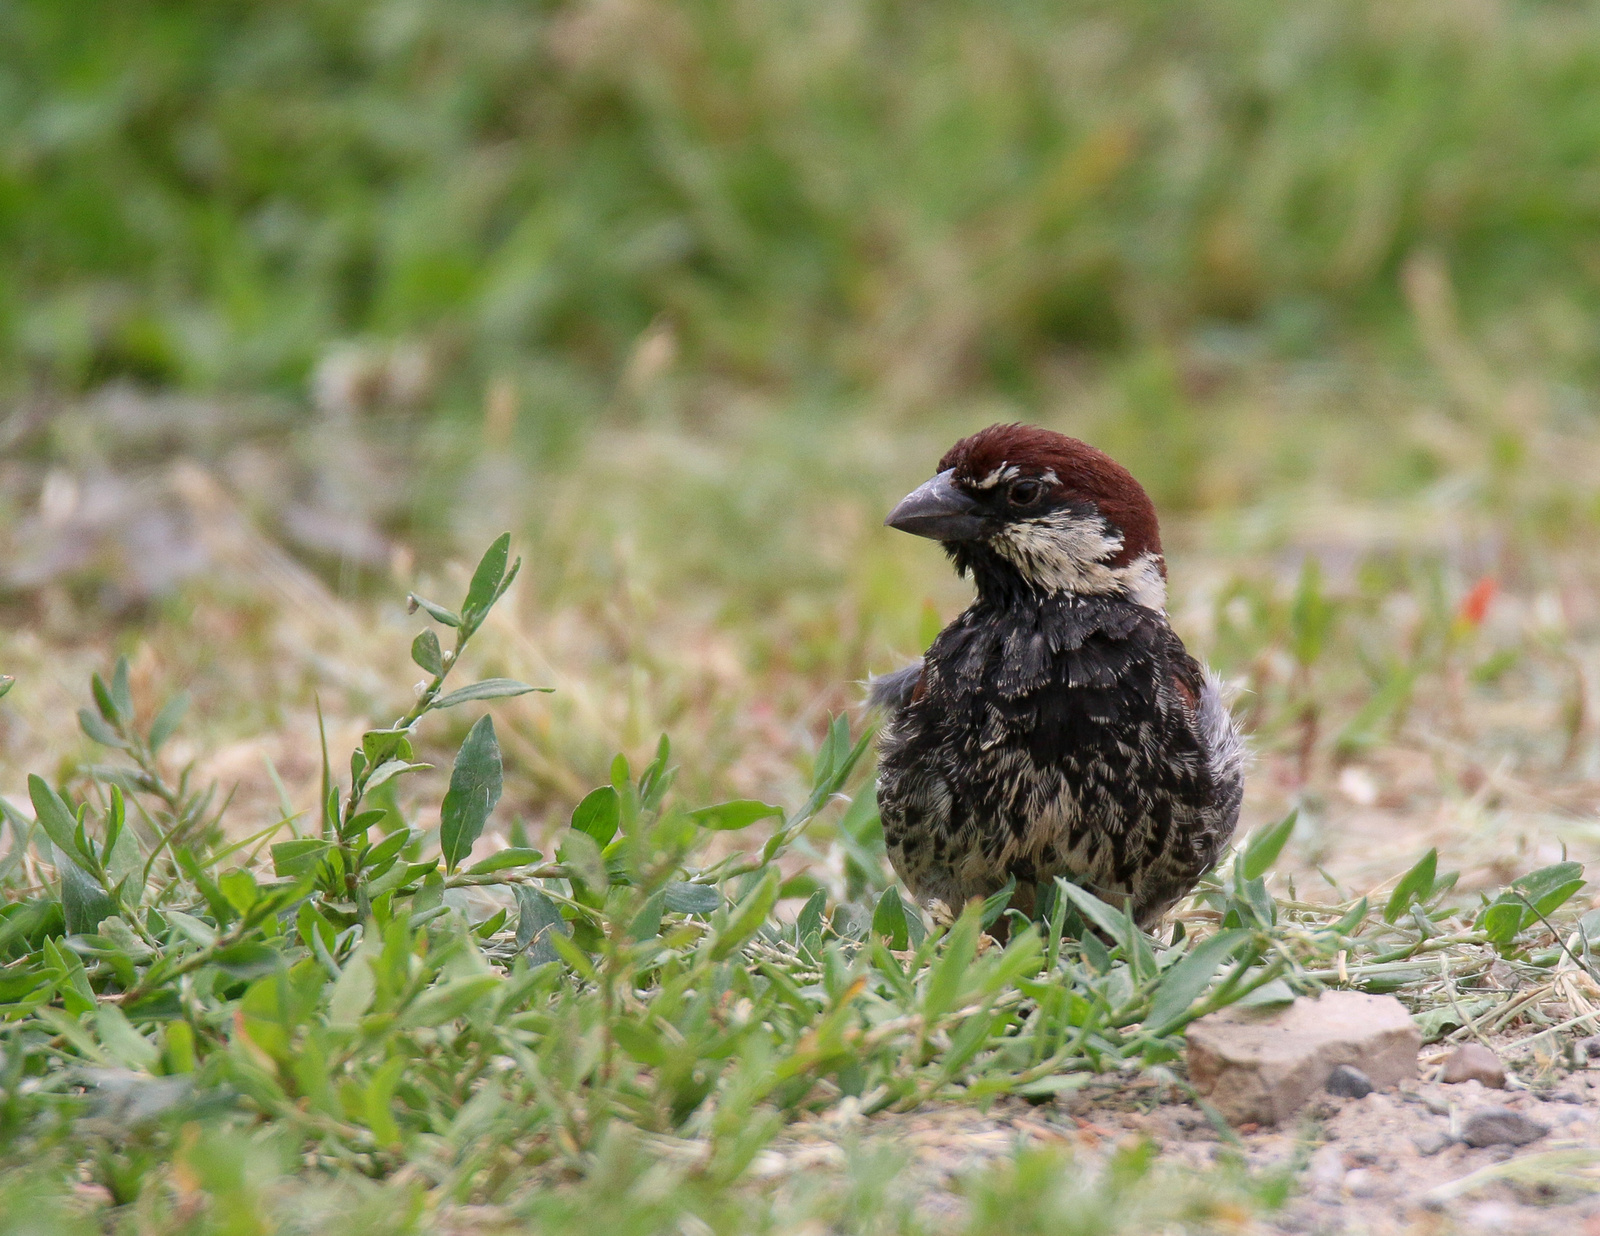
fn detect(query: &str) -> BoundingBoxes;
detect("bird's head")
[885,424,1166,609]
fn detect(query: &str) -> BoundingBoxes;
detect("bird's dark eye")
[1007,479,1044,507]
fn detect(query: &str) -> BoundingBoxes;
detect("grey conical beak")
[884,469,986,542]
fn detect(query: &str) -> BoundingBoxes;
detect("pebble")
[1441,1043,1507,1088]
[1326,1064,1374,1098]
[1273,1203,1316,1233]
[1412,1127,1454,1156]
[1420,1089,1452,1116]
[1307,1144,1346,1193]
[1344,1167,1382,1198]
[1463,1201,1517,1231]
[1460,1106,1550,1148]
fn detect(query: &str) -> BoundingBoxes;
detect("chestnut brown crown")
[883,423,1167,606]
[940,423,1163,570]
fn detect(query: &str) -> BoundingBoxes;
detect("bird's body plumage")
[873,424,1244,928]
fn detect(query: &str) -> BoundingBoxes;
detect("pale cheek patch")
[992,517,1167,610]
[992,513,1123,593]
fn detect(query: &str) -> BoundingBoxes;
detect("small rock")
[1441,1043,1506,1088]
[1412,1127,1454,1155]
[1553,1091,1585,1105]
[1273,1207,1313,1234]
[1464,1201,1517,1231]
[1420,1090,1452,1116]
[1344,1167,1382,1198]
[1172,1109,1218,1139]
[1326,1064,1374,1098]
[71,1183,114,1208]
[1460,1106,1550,1148]
[1576,1035,1600,1065]
[1185,992,1420,1125]
[1307,1144,1345,1193]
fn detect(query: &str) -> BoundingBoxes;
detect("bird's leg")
[1006,879,1039,921]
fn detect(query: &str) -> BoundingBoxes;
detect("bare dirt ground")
[759,1060,1600,1234]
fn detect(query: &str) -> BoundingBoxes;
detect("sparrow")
[871,424,1244,929]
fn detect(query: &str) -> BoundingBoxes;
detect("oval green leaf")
[1383,848,1438,923]
[411,629,443,676]
[687,800,783,831]
[1143,929,1249,1036]
[1240,810,1297,881]
[872,887,910,950]
[439,715,503,873]
[663,882,721,916]
[571,786,620,845]
[430,679,548,710]
[462,533,511,621]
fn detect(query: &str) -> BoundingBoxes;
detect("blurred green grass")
[3,0,1599,858]
[9,0,1600,416]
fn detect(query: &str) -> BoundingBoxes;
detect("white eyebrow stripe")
[974,464,1019,489]
[1040,469,1058,485]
